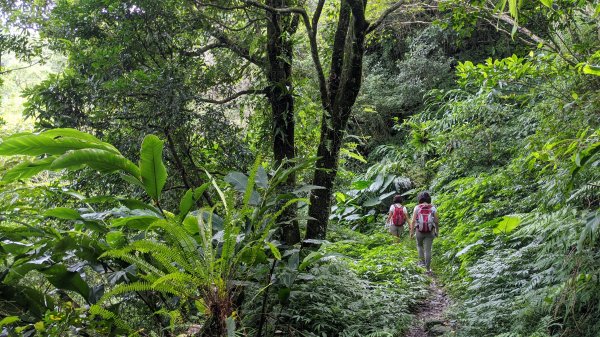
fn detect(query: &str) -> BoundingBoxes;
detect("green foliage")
[252,227,428,337]
[139,135,167,202]
[0,128,311,336]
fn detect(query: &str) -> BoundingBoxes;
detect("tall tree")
[237,0,405,240]
[250,0,405,240]
[265,0,302,244]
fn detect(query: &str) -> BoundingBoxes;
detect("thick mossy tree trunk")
[266,0,301,245]
[306,0,368,240]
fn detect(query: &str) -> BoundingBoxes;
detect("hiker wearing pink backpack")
[386,194,410,241]
[409,191,439,273]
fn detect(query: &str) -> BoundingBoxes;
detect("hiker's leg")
[416,232,425,263]
[423,235,434,270]
[390,226,401,242]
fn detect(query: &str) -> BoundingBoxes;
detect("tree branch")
[367,1,406,34]
[195,89,265,104]
[242,0,307,16]
[180,42,227,57]
[242,0,329,106]
[194,1,250,11]
[210,30,266,67]
[0,59,43,74]
[312,0,326,31]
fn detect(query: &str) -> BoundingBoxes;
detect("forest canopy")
[0,0,599,336]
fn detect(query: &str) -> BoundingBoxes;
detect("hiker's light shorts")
[388,224,405,236]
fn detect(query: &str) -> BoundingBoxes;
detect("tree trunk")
[305,0,368,241]
[305,111,347,240]
[266,0,301,245]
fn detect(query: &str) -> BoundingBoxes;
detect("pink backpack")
[416,204,435,232]
[391,205,406,227]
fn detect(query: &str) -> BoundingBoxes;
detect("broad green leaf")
[0,134,117,156]
[117,198,161,214]
[2,156,56,182]
[110,216,160,230]
[493,216,521,234]
[351,180,372,190]
[278,287,291,304]
[0,285,53,318]
[224,171,248,193]
[380,175,396,192]
[378,191,396,200]
[363,197,381,207]
[139,135,167,201]
[179,189,194,218]
[106,231,126,248]
[341,148,367,163]
[5,256,53,284]
[299,251,324,271]
[119,173,145,189]
[582,64,600,76]
[40,128,119,153]
[1,240,34,255]
[226,316,236,337]
[455,239,484,257]
[255,166,268,188]
[183,215,200,235]
[0,316,19,329]
[539,0,552,8]
[266,242,282,260]
[179,184,210,220]
[44,207,82,220]
[51,148,141,178]
[42,264,91,303]
[293,185,325,194]
[243,157,262,207]
[368,174,385,192]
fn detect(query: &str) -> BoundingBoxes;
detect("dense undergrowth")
[357,31,600,337]
[2,0,600,336]
[0,129,427,336]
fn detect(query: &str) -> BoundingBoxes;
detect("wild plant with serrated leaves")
[0,128,312,336]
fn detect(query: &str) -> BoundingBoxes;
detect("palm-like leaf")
[51,148,141,179]
[139,135,167,201]
[2,156,56,182]
[0,134,117,156]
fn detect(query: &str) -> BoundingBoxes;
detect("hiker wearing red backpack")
[386,194,410,241]
[410,191,439,272]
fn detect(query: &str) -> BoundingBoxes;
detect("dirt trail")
[404,275,454,337]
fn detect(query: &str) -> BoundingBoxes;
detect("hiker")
[386,194,410,241]
[410,191,439,272]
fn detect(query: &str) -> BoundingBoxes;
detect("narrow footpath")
[404,275,454,337]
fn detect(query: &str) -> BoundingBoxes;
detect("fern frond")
[128,240,195,274]
[220,220,241,273]
[89,304,131,331]
[100,249,164,279]
[98,280,188,307]
[152,272,201,297]
[243,156,261,209]
[148,219,198,257]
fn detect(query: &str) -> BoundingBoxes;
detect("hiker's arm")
[410,211,416,238]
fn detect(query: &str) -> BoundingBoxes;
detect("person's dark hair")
[392,194,403,204]
[417,191,431,204]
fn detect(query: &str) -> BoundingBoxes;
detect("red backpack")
[415,204,435,232]
[391,205,406,227]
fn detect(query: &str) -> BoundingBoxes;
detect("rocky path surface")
[404,275,454,337]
